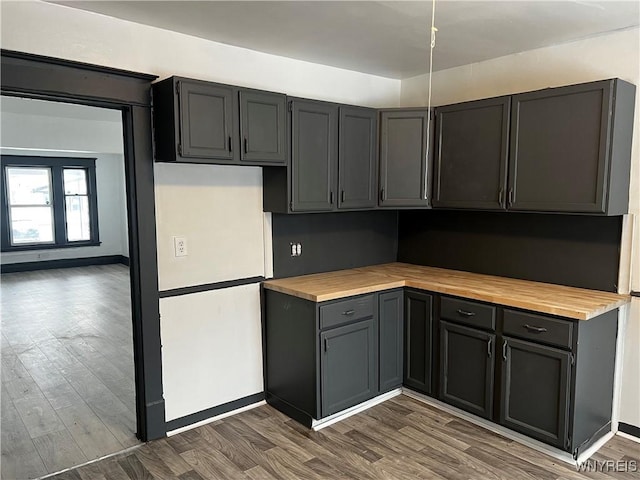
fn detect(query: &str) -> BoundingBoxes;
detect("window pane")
[6,167,52,205]
[65,196,91,241]
[63,169,88,195]
[10,206,54,244]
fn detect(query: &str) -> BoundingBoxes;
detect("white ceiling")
[1,96,123,123]
[51,1,639,79]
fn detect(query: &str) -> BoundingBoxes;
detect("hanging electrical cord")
[424,0,437,200]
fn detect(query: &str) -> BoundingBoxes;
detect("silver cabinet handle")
[342,310,355,316]
[502,339,508,361]
[487,337,492,357]
[524,324,547,334]
[457,309,476,317]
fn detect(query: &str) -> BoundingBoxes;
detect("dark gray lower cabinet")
[500,337,570,449]
[439,321,495,419]
[265,290,392,426]
[403,290,433,394]
[321,319,377,417]
[379,290,403,393]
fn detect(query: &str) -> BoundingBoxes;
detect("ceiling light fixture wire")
[425,0,437,199]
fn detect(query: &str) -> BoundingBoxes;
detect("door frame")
[1,49,166,441]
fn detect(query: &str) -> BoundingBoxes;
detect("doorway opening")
[1,97,140,479]
[1,50,166,479]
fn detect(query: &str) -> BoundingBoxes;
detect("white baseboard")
[617,431,640,444]
[402,388,611,466]
[166,400,266,436]
[311,388,403,431]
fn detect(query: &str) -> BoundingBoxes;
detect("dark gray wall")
[272,211,398,278]
[398,211,621,292]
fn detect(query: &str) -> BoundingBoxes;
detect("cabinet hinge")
[569,352,575,366]
[288,101,293,112]
[175,81,180,95]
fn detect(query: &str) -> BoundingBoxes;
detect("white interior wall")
[0,0,404,420]
[0,106,129,264]
[400,27,640,428]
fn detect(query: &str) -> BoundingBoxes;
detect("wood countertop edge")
[262,266,630,320]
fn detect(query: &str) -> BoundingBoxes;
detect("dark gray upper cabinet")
[379,290,404,393]
[239,90,287,164]
[178,80,237,161]
[338,106,378,210]
[500,337,571,449]
[152,77,238,163]
[508,79,635,214]
[291,99,339,212]
[152,76,287,166]
[433,97,510,210]
[439,321,495,419]
[403,290,433,394]
[379,109,432,208]
[321,318,377,417]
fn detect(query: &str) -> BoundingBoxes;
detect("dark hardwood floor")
[1,265,139,480]
[47,395,640,480]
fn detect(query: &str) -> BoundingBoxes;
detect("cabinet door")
[178,80,237,161]
[508,80,613,213]
[379,290,403,393]
[439,321,495,419]
[338,106,377,209]
[239,90,287,164]
[379,110,431,208]
[404,291,433,394]
[291,100,338,212]
[500,337,571,449]
[433,97,510,210]
[321,319,377,417]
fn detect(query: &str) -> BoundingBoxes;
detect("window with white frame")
[1,156,100,251]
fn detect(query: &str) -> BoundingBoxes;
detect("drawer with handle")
[440,296,496,331]
[320,294,374,330]
[503,309,574,349]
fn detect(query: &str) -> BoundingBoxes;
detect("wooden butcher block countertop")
[262,263,630,320]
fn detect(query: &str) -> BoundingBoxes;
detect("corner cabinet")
[379,109,432,208]
[152,76,287,166]
[339,106,378,210]
[432,97,510,210]
[403,290,434,395]
[508,79,635,214]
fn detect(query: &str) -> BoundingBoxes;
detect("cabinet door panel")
[339,106,377,209]
[439,321,495,419]
[239,90,286,164]
[433,97,509,209]
[321,319,377,417]
[500,337,571,449]
[379,290,404,392]
[404,291,433,394]
[291,100,338,212]
[379,111,430,207]
[179,81,236,160]
[508,81,613,213]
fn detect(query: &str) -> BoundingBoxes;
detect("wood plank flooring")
[1,265,139,480]
[49,396,640,480]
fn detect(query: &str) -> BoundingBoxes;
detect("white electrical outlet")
[173,236,188,257]
[290,242,302,257]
